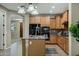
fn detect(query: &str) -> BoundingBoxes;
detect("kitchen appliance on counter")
[41,26,50,40]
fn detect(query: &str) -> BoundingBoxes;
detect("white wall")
[0,6,9,49]
[0,5,23,49]
[71,3,79,56]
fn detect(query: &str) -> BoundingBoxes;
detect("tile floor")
[0,40,22,56]
[0,41,67,56]
[45,45,67,56]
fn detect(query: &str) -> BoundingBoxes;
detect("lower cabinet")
[28,39,45,56]
[57,36,69,54]
[50,35,57,44]
[46,35,57,44]
[65,39,69,54]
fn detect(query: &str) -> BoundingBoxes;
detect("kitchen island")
[22,35,48,56]
[28,39,45,56]
[28,35,48,56]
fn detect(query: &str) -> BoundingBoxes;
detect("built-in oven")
[29,24,41,35]
[41,26,50,40]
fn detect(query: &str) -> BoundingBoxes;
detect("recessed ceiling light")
[52,6,55,9]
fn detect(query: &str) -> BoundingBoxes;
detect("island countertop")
[29,35,49,39]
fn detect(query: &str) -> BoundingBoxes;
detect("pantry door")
[0,11,4,49]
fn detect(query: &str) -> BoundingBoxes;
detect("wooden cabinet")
[29,16,35,24]
[29,16,50,26]
[61,10,68,29]
[50,35,57,43]
[50,18,56,29]
[29,10,68,29]
[57,36,65,50]
[55,16,61,29]
[28,40,45,56]
[35,16,40,24]
[40,16,50,27]
[65,39,69,54]
[50,10,69,29]
[40,16,46,26]
[29,16,40,24]
[57,36,69,54]
[46,35,57,44]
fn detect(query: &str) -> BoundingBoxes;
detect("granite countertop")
[22,35,49,40]
[57,35,69,39]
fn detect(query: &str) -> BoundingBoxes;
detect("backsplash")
[50,29,69,37]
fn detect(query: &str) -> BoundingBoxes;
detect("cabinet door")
[45,16,50,26]
[57,37,65,50]
[28,40,45,56]
[65,39,69,54]
[40,16,50,27]
[55,16,61,29]
[62,11,68,22]
[35,16,41,24]
[29,16,35,24]
[50,18,56,29]
[50,35,57,43]
[40,16,46,26]
[61,11,68,29]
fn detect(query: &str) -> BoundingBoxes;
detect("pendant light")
[31,9,39,15]
[18,3,39,15]
[27,3,35,12]
[18,6,26,14]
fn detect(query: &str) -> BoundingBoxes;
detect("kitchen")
[0,3,69,56]
[27,3,69,56]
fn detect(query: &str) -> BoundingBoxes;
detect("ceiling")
[0,3,69,14]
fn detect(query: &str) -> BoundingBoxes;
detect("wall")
[0,5,10,49]
[71,3,79,56]
[0,4,23,49]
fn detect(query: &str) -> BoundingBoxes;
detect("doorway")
[11,21,20,44]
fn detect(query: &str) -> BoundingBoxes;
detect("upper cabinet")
[29,16,35,24]
[61,10,69,29]
[50,16,56,29]
[29,10,68,29]
[35,16,41,24]
[40,16,46,26]
[40,16,50,27]
[29,16,40,24]
[50,10,69,29]
[29,16,50,27]
[55,16,61,29]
